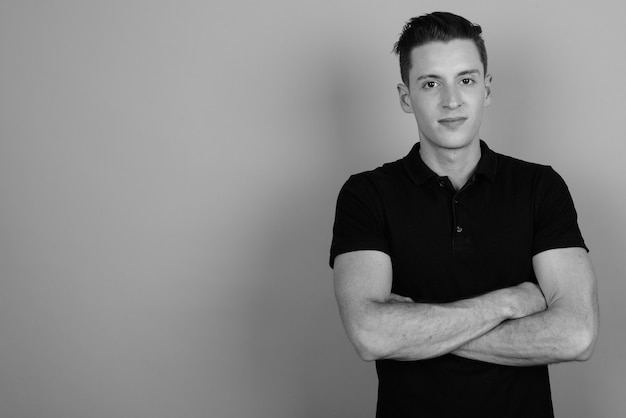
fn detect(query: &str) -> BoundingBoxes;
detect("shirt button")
[456,226,463,233]
[439,181,445,187]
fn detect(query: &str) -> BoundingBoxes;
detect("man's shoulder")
[489,149,572,201]
[494,149,549,170]
[493,149,556,180]
[335,157,413,210]
[345,157,408,187]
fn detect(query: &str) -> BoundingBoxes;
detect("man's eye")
[423,81,438,89]
[460,78,475,85]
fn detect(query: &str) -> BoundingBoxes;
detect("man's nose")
[442,85,463,109]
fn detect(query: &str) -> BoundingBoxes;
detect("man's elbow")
[567,323,598,362]
[551,300,599,362]
[573,326,598,361]
[355,345,380,362]
[351,330,387,362]
[346,318,397,361]
[343,305,395,362]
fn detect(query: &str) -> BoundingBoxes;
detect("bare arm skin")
[452,247,599,366]
[333,250,547,361]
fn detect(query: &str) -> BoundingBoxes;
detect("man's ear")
[397,83,413,114]
[484,74,493,107]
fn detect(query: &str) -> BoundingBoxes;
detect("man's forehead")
[409,39,483,76]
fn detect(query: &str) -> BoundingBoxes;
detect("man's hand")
[388,293,414,303]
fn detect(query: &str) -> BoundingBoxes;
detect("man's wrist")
[486,287,519,321]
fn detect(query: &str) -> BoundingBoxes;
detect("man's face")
[398,39,491,152]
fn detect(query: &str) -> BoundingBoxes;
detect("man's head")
[394,12,493,153]
[393,12,487,87]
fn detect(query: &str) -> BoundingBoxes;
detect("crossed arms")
[333,247,599,366]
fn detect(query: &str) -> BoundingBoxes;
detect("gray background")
[0,0,624,417]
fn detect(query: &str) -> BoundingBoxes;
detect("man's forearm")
[349,283,544,362]
[452,305,595,366]
[356,292,509,361]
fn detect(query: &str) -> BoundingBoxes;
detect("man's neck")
[419,140,482,191]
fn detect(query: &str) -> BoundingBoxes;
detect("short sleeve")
[329,174,390,268]
[532,167,588,255]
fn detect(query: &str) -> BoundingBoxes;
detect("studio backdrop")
[0,1,624,417]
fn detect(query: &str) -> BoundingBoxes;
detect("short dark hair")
[393,12,488,86]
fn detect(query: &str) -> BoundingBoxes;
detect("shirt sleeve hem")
[329,245,391,268]
[532,239,589,257]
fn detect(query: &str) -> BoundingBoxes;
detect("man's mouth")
[438,117,467,127]
[439,117,467,123]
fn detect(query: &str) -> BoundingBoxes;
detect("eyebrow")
[416,69,481,82]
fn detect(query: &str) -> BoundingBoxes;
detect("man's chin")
[420,136,479,152]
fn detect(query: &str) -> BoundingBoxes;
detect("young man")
[330,12,599,417]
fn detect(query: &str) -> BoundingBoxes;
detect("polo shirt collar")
[403,140,498,186]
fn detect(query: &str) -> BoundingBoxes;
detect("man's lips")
[438,117,467,123]
[438,117,467,128]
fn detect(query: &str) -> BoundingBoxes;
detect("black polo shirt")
[330,140,587,417]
